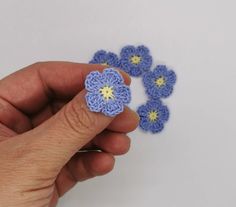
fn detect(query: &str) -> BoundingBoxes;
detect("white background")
[1,0,236,206]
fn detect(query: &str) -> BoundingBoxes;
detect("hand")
[0,62,139,207]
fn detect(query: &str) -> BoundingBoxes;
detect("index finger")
[0,61,131,114]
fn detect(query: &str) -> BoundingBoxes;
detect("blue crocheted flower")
[120,45,152,77]
[85,68,131,117]
[143,65,176,99]
[137,99,169,133]
[89,50,120,68]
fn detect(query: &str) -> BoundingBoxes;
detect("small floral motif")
[137,99,169,133]
[88,45,177,134]
[120,45,152,77]
[143,65,176,99]
[89,50,120,67]
[85,68,131,117]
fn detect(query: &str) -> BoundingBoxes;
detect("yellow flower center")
[155,76,165,87]
[148,111,158,122]
[130,55,142,65]
[99,85,114,100]
[101,62,109,66]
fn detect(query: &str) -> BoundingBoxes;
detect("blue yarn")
[143,65,176,99]
[85,68,131,117]
[119,45,152,77]
[88,46,177,133]
[137,99,169,133]
[89,50,120,68]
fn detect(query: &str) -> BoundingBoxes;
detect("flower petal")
[139,117,151,131]
[119,60,131,74]
[103,68,124,85]
[89,50,107,64]
[150,121,164,133]
[129,66,143,77]
[114,85,131,104]
[85,71,104,92]
[85,92,104,112]
[143,71,155,86]
[146,86,162,100]
[120,45,136,58]
[158,105,170,122]
[106,52,120,67]
[153,65,169,77]
[146,100,162,111]
[102,100,124,117]
[159,84,173,98]
[139,55,152,72]
[166,70,177,85]
[137,105,148,116]
[137,45,150,55]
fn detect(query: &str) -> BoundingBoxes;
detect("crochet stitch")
[89,50,120,68]
[85,68,131,117]
[143,65,176,99]
[137,99,169,133]
[120,45,152,77]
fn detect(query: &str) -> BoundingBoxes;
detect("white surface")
[1,0,236,206]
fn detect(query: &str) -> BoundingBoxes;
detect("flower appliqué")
[143,65,176,99]
[120,45,152,77]
[137,99,169,133]
[89,50,120,67]
[85,68,131,117]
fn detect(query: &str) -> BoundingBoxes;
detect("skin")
[0,62,139,207]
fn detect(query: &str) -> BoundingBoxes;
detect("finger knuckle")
[63,100,97,135]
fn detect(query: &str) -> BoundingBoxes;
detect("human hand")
[0,62,139,207]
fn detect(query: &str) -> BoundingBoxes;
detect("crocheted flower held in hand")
[85,68,131,117]
[120,45,152,77]
[89,50,120,68]
[143,65,176,99]
[137,99,169,133]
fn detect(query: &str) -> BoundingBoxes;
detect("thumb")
[22,89,115,171]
